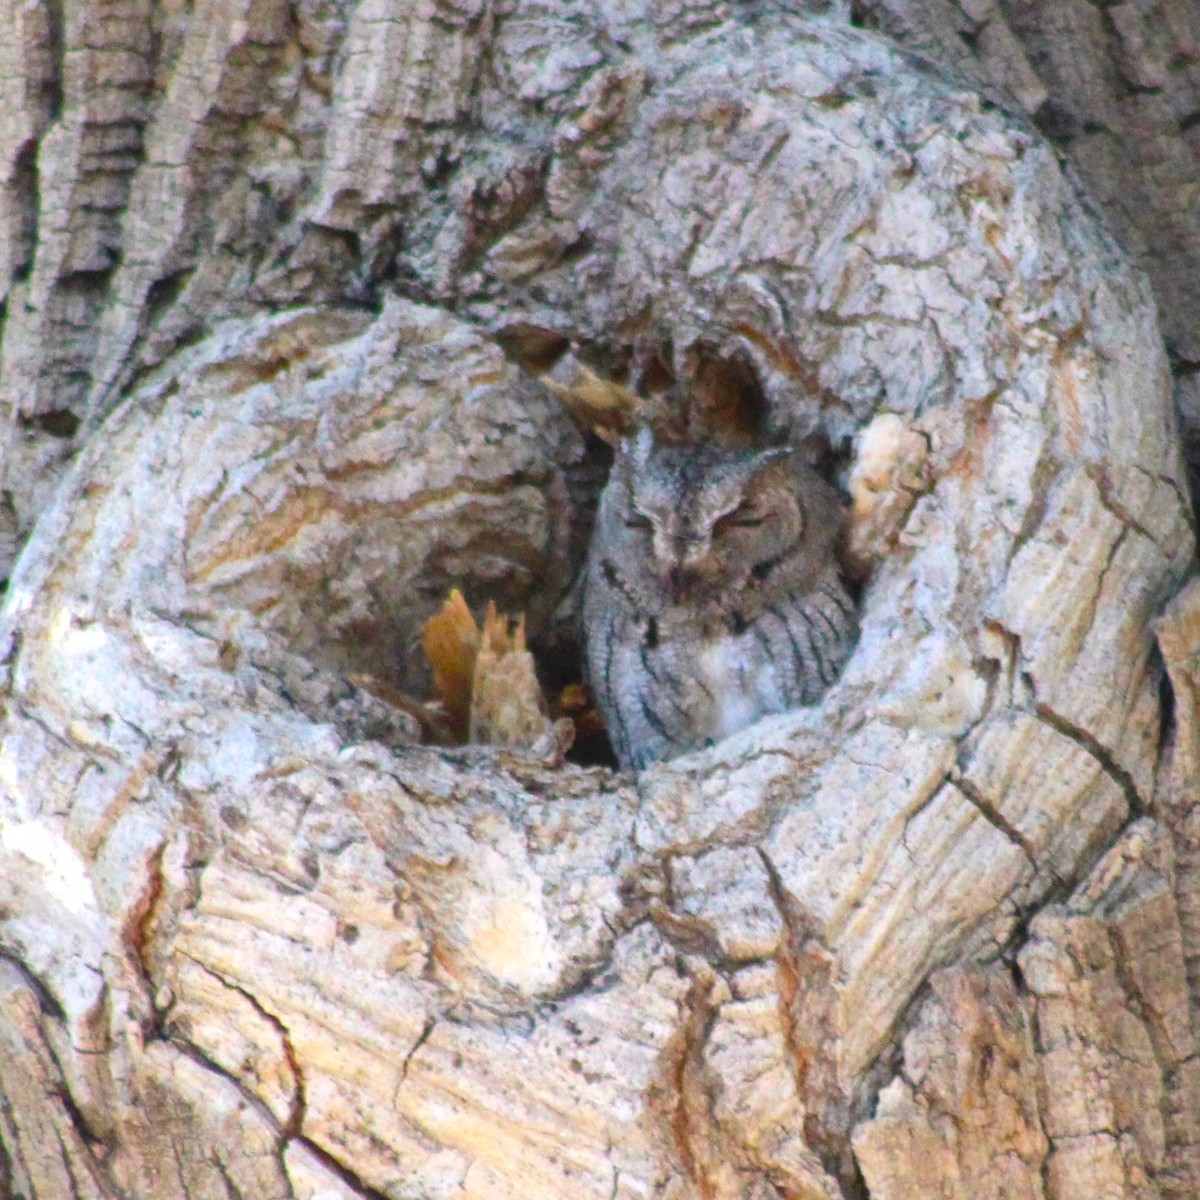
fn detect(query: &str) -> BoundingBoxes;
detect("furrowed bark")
[1,3,1197,1198]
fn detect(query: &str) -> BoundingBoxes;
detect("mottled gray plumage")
[583,429,858,770]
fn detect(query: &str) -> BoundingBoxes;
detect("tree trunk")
[1,3,1199,1199]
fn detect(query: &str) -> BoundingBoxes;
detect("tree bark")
[854,0,1200,482]
[1,3,1198,1199]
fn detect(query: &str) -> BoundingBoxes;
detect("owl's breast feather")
[694,630,784,741]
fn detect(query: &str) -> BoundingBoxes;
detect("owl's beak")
[666,538,711,601]
[667,565,688,601]
[668,559,710,601]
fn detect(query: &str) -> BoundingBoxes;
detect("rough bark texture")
[853,0,1200,481]
[1,3,1199,1199]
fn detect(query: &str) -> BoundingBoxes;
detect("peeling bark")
[1,3,1198,1199]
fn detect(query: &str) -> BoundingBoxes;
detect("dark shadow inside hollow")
[683,340,772,443]
[492,323,573,376]
[310,407,615,762]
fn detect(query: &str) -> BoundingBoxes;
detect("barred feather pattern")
[583,431,859,771]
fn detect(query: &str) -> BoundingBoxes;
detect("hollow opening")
[185,311,858,771]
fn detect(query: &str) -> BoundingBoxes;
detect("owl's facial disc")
[623,439,810,603]
[641,512,710,599]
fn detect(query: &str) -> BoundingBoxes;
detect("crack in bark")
[214,1152,245,1200]
[0,956,119,1198]
[184,955,308,1138]
[171,1035,292,1151]
[656,970,722,1200]
[1132,463,1197,541]
[124,841,167,1034]
[1084,463,1163,552]
[0,951,68,1025]
[396,1015,436,1092]
[1034,701,1146,818]
[757,848,861,1196]
[11,700,105,758]
[49,1116,87,1200]
[951,770,1039,869]
[289,1134,395,1200]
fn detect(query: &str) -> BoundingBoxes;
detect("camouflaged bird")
[583,429,858,769]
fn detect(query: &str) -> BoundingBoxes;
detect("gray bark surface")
[1,3,1198,1199]
[855,0,1200,470]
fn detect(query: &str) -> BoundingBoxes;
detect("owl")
[582,428,858,770]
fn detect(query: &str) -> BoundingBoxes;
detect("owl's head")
[607,428,838,603]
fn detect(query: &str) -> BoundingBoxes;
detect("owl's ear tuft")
[706,444,790,498]
[740,447,793,487]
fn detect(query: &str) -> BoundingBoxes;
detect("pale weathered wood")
[855,0,1200,459]
[856,818,1200,1200]
[0,4,1198,1200]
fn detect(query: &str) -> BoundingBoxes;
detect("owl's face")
[606,429,807,603]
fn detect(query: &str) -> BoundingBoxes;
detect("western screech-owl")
[583,429,858,770]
